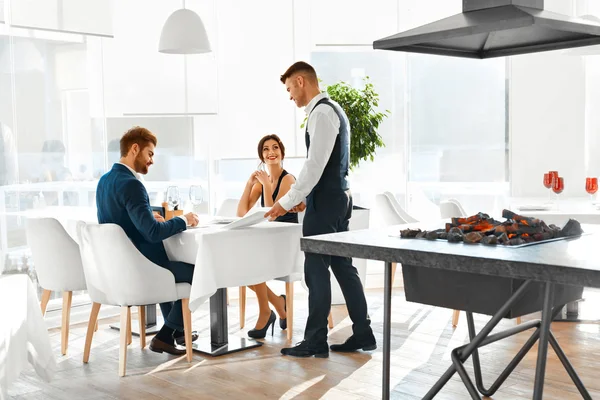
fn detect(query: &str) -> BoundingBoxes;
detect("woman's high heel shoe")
[248,311,276,339]
[279,294,287,330]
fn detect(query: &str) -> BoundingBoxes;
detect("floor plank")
[7,287,600,399]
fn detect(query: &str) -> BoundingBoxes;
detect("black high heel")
[248,311,276,339]
[279,294,287,330]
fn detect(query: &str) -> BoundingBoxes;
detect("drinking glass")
[585,177,598,203]
[166,186,180,210]
[543,172,553,203]
[552,177,564,210]
[189,185,203,206]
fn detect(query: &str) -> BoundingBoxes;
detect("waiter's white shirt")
[279,93,349,211]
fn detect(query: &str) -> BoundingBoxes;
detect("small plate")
[516,204,552,211]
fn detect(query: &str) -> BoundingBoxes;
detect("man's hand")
[289,202,306,213]
[264,202,286,221]
[184,212,200,227]
[153,212,165,222]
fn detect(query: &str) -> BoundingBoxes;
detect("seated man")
[96,126,200,355]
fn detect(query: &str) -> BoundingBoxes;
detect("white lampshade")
[159,9,211,54]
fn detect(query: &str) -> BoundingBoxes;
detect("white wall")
[509,52,586,197]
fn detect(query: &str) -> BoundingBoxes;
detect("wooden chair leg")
[83,302,101,363]
[516,317,522,325]
[95,320,99,332]
[138,306,146,349]
[127,307,132,345]
[181,298,193,363]
[452,309,460,328]
[118,306,129,377]
[239,286,246,329]
[61,291,72,355]
[285,282,293,341]
[40,289,51,316]
[391,262,397,287]
[328,311,334,329]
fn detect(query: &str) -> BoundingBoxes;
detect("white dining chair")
[216,198,240,218]
[383,191,419,223]
[76,222,194,376]
[26,217,93,356]
[440,199,468,220]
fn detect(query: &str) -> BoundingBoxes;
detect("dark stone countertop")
[300,223,600,288]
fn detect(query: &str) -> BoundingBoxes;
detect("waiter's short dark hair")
[280,61,318,84]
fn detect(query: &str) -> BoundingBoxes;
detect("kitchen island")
[301,223,600,400]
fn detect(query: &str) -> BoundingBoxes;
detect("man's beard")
[134,155,148,175]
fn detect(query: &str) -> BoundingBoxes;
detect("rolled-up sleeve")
[279,108,339,210]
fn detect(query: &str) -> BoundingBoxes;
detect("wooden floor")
[7,286,600,399]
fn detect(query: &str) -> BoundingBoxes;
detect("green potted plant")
[302,76,390,170]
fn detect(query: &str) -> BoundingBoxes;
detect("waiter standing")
[265,61,376,358]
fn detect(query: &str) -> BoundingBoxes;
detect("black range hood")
[373,0,600,59]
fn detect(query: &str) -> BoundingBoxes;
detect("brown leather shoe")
[149,337,186,356]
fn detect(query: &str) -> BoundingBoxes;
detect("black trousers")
[159,261,194,331]
[302,189,371,344]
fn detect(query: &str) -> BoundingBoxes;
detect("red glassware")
[586,177,598,194]
[552,177,564,194]
[543,173,553,189]
[549,171,559,185]
[586,177,598,203]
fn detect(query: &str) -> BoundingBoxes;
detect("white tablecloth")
[163,221,304,312]
[0,275,56,399]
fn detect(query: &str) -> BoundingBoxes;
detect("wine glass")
[552,176,564,210]
[543,173,552,189]
[543,172,553,203]
[189,185,203,207]
[585,177,598,203]
[166,186,180,210]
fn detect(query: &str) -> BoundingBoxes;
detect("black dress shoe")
[279,294,287,330]
[248,311,276,339]
[173,330,199,346]
[330,333,377,352]
[149,337,186,355]
[281,340,329,358]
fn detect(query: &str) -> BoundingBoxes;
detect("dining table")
[12,206,305,356]
[301,222,600,400]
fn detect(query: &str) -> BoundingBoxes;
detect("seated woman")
[237,134,298,338]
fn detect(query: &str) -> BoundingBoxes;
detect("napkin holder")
[162,201,183,220]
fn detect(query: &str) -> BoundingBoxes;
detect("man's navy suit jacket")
[96,163,186,268]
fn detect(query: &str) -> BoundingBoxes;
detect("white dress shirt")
[117,162,187,225]
[279,93,349,211]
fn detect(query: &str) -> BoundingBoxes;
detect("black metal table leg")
[533,282,554,399]
[191,288,262,356]
[110,304,162,336]
[382,261,393,400]
[423,280,533,400]
[548,331,592,399]
[423,280,591,399]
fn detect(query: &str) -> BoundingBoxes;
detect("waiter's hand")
[153,212,165,222]
[290,202,306,213]
[264,202,286,221]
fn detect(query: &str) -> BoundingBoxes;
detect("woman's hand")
[255,170,271,187]
[153,212,165,222]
